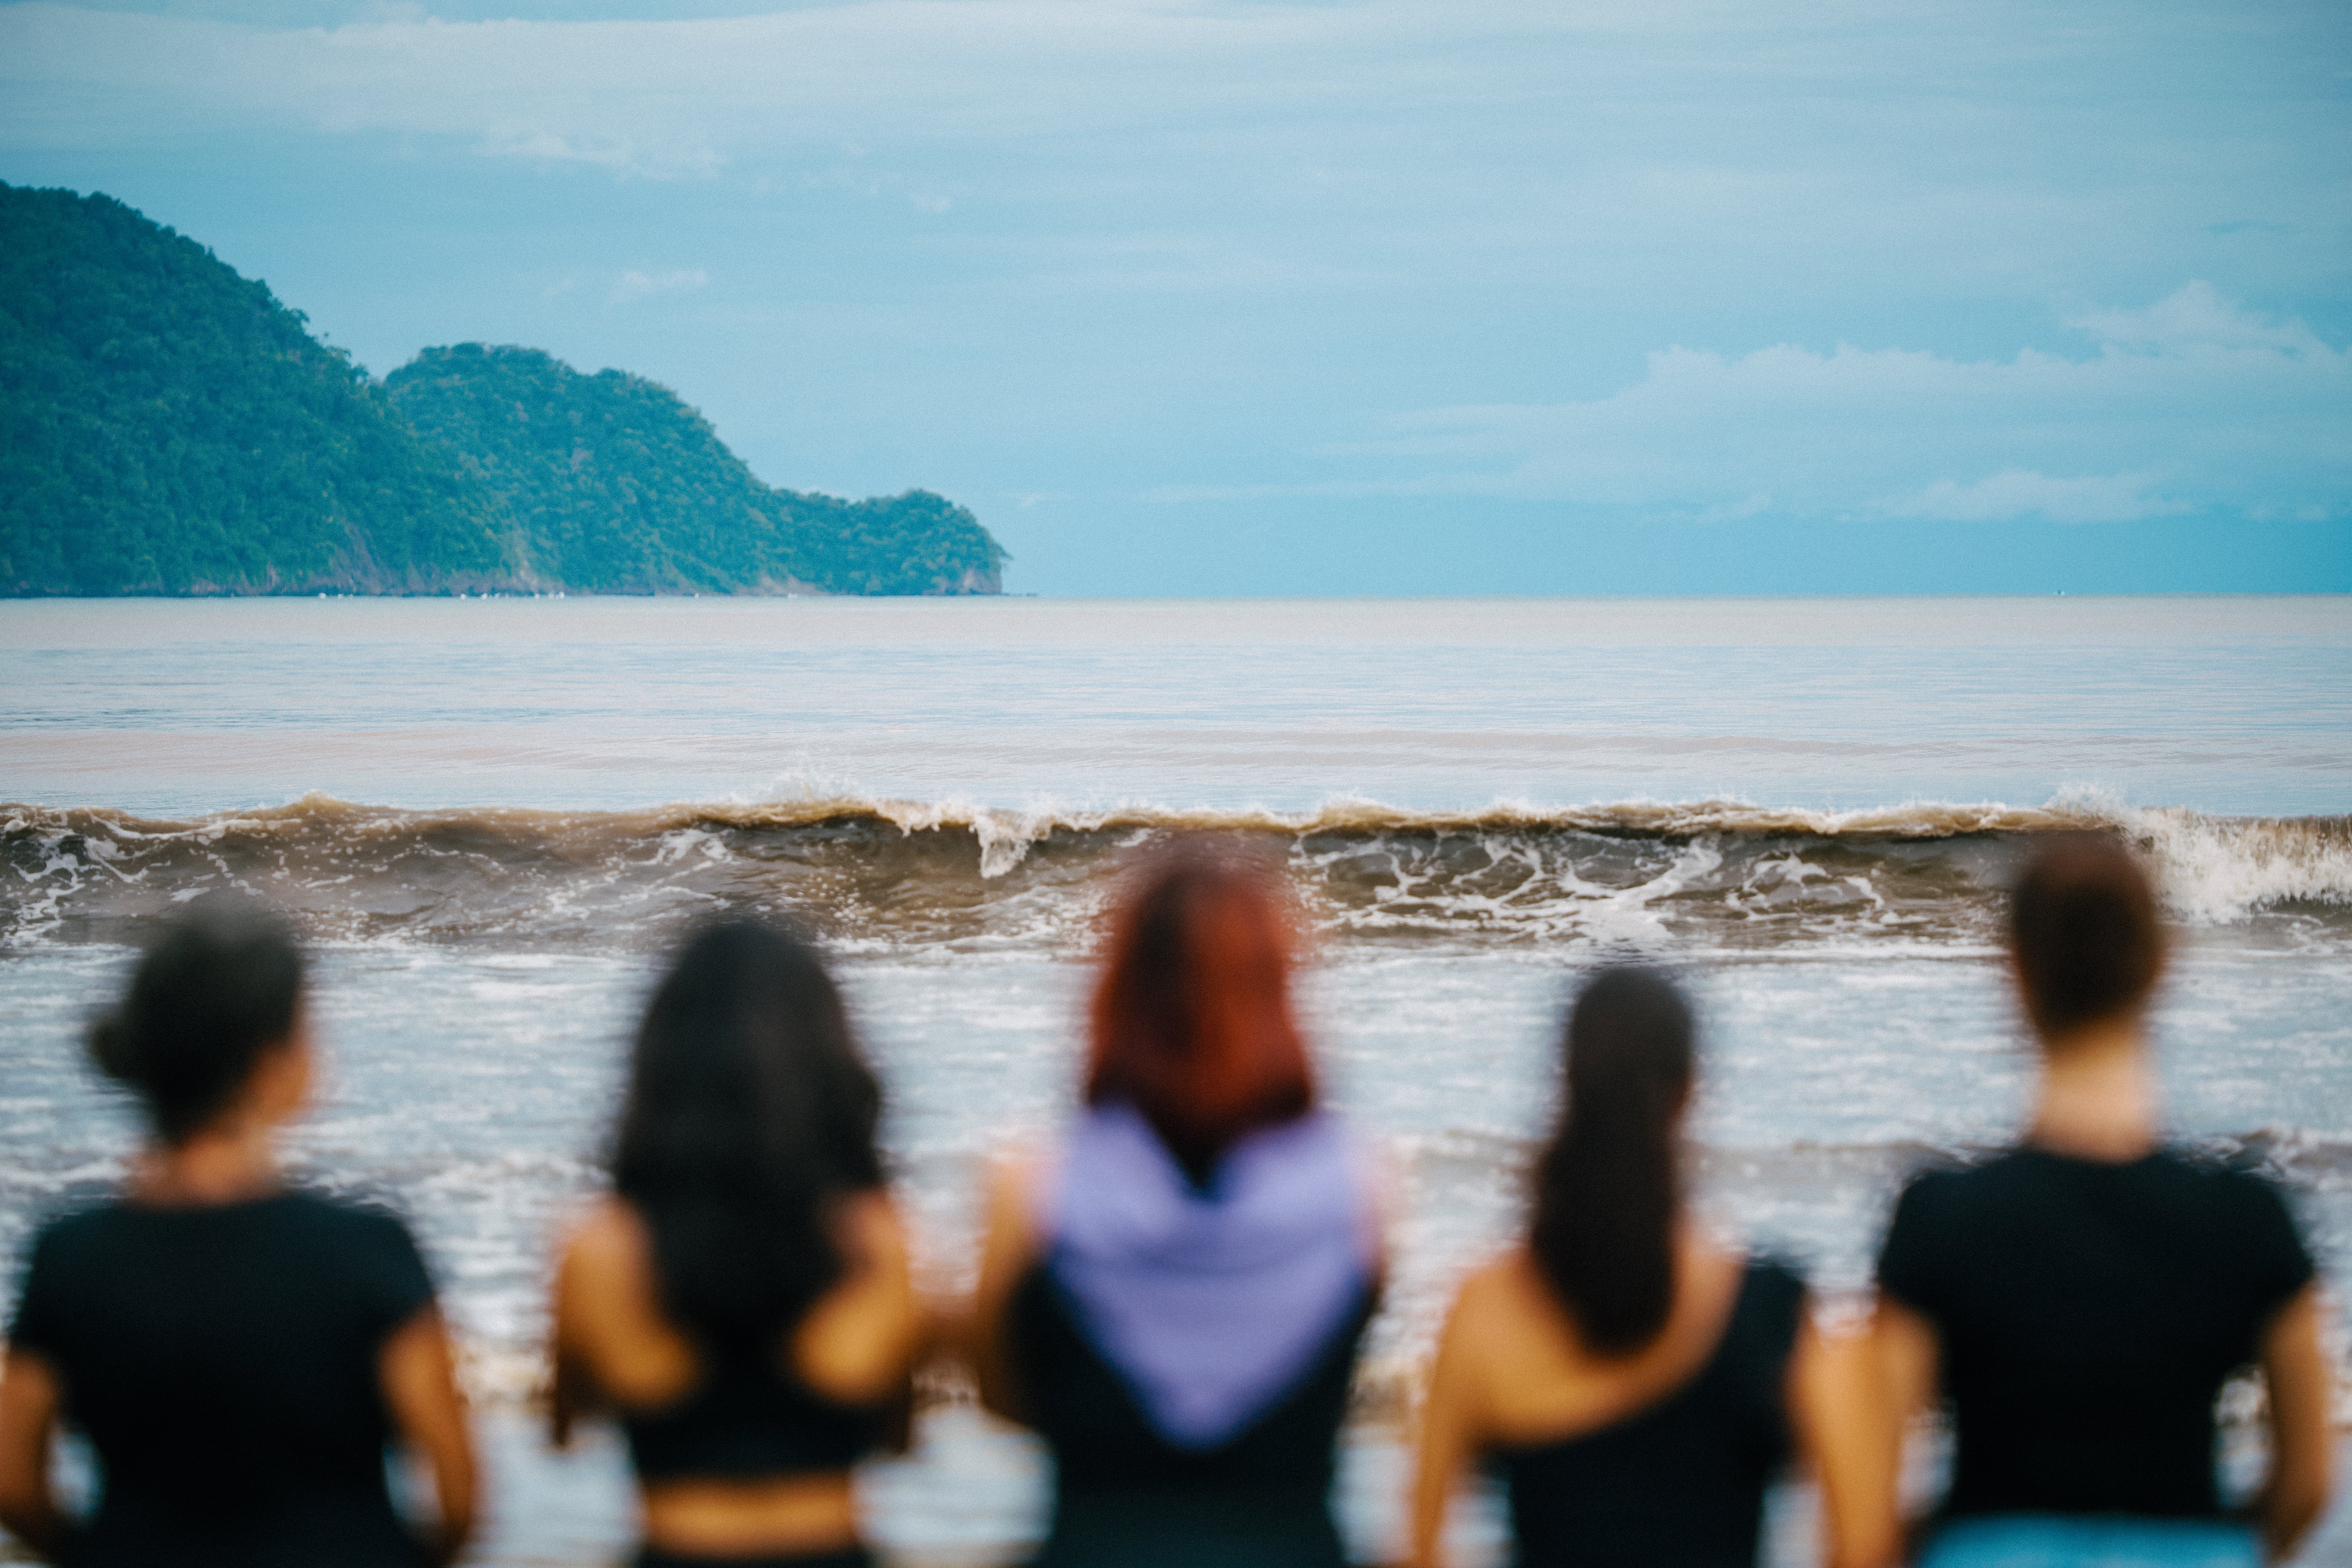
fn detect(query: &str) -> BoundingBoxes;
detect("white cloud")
[609,267,709,304]
[1315,285,2349,522]
[1883,471,2187,525]
[3,0,2344,557]
[0,0,1623,176]
[2067,280,2334,358]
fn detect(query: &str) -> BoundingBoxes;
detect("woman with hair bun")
[1409,966,1890,1568]
[0,898,477,1567]
[1871,834,2332,1567]
[550,916,922,1568]
[965,836,1385,1568]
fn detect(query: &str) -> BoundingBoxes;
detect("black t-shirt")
[8,1190,438,1568]
[1877,1146,2314,1520]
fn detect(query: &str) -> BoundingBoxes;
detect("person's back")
[1490,1257,1806,1567]
[551,917,922,1568]
[0,899,475,1568]
[1410,968,1887,1568]
[1883,1146,2309,1521]
[1871,835,2332,1568]
[968,838,1384,1568]
[11,1193,440,1565]
[1004,1104,1377,1567]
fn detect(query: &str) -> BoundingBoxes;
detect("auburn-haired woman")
[551,918,923,1568]
[966,836,1385,1568]
[1409,967,1890,1568]
[1871,835,2331,1567]
[0,899,477,1567]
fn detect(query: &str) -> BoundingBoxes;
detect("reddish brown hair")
[1087,837,1314,1179]
[2010,832,2166,1042]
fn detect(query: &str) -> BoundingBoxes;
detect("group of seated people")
[0,832,2334,1568]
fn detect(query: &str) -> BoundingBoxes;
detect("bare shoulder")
[1448,1252,1531,1330]
[985,1147,1048,1203]
[980,1148,1049,1250]
[834,1186,909,1268]
[1437,1250,1549,1384]
[557,1197,648,1293]
[551,1195,697,1409]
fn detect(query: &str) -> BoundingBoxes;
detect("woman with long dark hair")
[964,836,1385,1568]
[1409,967,1888,1568]
[550,917,922,1568]
[1870,836,2331,1567]
[0,899,477,1567]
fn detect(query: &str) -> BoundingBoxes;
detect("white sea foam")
[5,793,2347,957]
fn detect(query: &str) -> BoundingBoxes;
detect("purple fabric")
[1037,1101,1374,1451]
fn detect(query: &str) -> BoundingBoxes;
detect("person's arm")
[1867,1295,1941,1552]
[378,1307,478,1568]
[793,1187,926,1409]
[0,1348,71,1561]
[2252,1282,2332,1564]
[548,1211,609,1451]
[963,1154,1043,1425]
[1787,1305,1899,1568]
[1406,1274,1493,1568]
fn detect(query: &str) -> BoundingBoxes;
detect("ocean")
[3,594,2349,1565]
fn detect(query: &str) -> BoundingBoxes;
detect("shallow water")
[2,595,2348,1564]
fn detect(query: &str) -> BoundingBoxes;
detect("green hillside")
[0,182,1006,597]
[0,185,512,595]
[386,345,1004,596]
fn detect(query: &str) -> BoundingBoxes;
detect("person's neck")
[2027,1015,2160,1162]
[127,1120,283,1207]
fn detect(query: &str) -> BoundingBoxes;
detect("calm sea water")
[3,595,2349,1565]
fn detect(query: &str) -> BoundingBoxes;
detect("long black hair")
[90,897,306,1145]
[612,918,885,1356]
[1527,966,1694,1356]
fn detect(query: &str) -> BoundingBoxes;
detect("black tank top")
[1494,1259,1805,1568]
[1007,1264,1375,1568]
[620,1345,889,1483]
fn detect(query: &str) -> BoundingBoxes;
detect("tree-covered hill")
[0,184,512,595]
[0,182,1006,597]
[386,345,1003,596]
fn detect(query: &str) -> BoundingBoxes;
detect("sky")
[3,0,2349,595]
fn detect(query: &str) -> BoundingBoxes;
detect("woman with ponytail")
[1408,967,1889,1568]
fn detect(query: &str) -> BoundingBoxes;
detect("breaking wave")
[4,793,2347,954]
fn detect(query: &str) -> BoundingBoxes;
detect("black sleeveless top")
[1007,1264,1376,1568]
[1493,1260,1805,1568]
[620,1346,890,1482]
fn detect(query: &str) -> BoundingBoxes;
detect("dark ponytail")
[89,897,307,1146]
[1527,966,1694,1356]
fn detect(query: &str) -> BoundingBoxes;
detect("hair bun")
[87,897,306,1144]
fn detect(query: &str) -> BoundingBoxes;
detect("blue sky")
[4,0,2348,594]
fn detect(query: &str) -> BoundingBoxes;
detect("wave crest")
[4,793,2345,952]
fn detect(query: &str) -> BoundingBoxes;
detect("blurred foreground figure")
[1872,835,2332,1567]
[551,918,922,1568]
[1409,967,1891,1568]
[967,836,1385,1568]
[0,899,477,1567]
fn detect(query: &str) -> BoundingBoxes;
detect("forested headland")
[0,183,1007,597]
